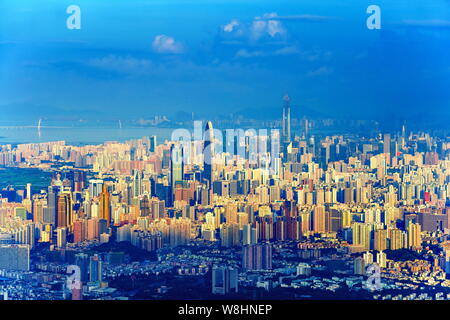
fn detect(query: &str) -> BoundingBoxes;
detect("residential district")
[1,100,450,300]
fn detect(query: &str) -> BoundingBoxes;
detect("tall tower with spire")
[203,121,214,187]
[282,95,291,144]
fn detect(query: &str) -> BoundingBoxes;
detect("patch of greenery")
[384,249,422,261]
[90,241,157,262]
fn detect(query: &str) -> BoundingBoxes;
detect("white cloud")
[235,46,300,58]
[273,45,300,55]
[221,12,287,42]
[307,66,333,77]
[220,13,333,61]
[235,49,265,58]
[401,19,450,28]
[152,35,184,54]
[223,19,240,32]
[251,13,286,40]
[88,55,152,74]
[254,14,333,22]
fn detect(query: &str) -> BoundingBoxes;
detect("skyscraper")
[140,195,150,217]
[132,170,143,197]
[26,183,31,200]
[45,185,61,225]
[383,133,391,165]
[407,223,422,249]
[150,135,157,153]
[57,192,72,228]
[401,121,407,140]
[73,170,86,192]
[374,229,388,251]
[99,184,111,227]
[88,179,103,198]
[0,245,30,271]
[75,252,90,283]
[212,265,238,295]
[282,95,291,144]
[242,242,273,271]
[170,143,184,195]
[89,254,102,283]
[203,121,214,186]
[56,227,67,248]
[354,256,365,275]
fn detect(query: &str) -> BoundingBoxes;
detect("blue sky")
[0,0,449,123]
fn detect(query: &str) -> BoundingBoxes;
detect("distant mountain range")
[2,102,449,133]
[232,105,330,120]
[0,103,105,122]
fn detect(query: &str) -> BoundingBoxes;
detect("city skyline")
[1,110,450,301]
[2,0,450,307]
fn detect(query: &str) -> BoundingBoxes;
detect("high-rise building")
[376,251,387,268]
[383,133,391,154]
[242,224,258,245]
[170,143,184,200]
[374,229,388,251]
[45,185,61,225]
[363,251,373,265]
[282,94,291,144]
[0,245,30,271]
[168,218,191,247]
[73,220,84,243]
[56,227,67,247]
[389,228,406,250]
[26,183,31,200]
[139,195,151,217]
[132,170,143,197]
[383,133,391,165]
[401,122,407,139]
[73,170,86,192]
[312,206,326,233]
[302,119,309,139]
[75,253,90,283]
[89,254,102,283]
[407,223,422,249]
[220,223,240,247]
[352,222,372,250]
[354,256,365,275]
[99,184,111,227]
[203,121,214,186]
[242,242,272,271]
[212,265,238,295]
[150,135,157,153]
[88,179,104,198]
[57,192,72,228]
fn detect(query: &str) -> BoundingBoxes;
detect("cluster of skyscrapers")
[0,96,450,299]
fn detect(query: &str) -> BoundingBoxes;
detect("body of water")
[0,277,13,281]
[0,126,175,145]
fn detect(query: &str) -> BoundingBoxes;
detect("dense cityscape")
[0,96,450,301]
